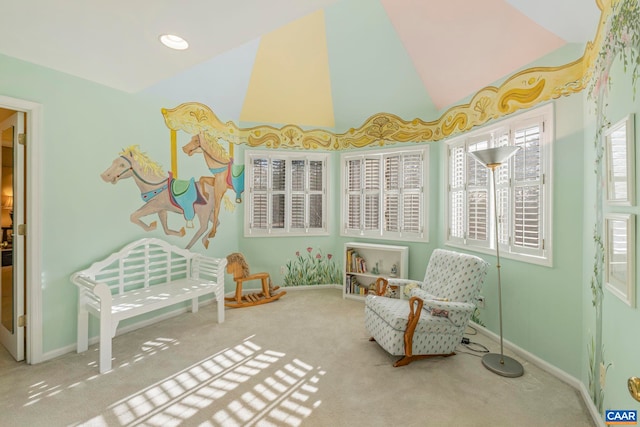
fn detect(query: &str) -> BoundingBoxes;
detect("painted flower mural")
[283,247,342,287]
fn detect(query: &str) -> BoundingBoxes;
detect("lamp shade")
[2,196,12,210]
[468,146,520,168]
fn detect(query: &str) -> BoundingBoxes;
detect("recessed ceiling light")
[159,34,189,50]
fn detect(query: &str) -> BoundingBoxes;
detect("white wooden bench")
[71,237,226,373]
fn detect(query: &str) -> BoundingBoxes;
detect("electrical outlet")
[477,296,485,308]
[280,265,285,275]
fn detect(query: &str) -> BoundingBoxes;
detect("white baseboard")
[470,322,604,427]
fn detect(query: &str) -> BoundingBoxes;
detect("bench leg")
[77,305,89,353]
[99,314,112,374]
[191,297,198,313]
[217,286,225,323]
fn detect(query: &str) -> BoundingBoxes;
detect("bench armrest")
[191,255,227,283]
[70,273,113,304]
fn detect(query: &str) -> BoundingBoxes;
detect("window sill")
[444,241,552,268]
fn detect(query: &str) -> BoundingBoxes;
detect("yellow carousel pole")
[170,129,178,178]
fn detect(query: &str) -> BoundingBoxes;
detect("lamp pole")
[468,146,523,378]
[490,164,505,360]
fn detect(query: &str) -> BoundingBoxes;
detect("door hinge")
[18,315,26,327]
[18,224,26,236]
[18,133,26,146]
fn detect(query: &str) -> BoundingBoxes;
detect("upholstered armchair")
[364,248,488,367]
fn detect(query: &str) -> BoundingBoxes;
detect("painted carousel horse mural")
[182,132,245,239]
[101,145,217,249]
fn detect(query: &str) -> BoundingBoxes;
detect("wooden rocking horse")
[225,253,286,308]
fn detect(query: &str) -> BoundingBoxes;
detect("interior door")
[0,111,24,361]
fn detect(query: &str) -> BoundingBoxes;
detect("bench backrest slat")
[79,238,198,296]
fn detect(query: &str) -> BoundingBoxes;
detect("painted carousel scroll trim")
[248,133,280,148]
[161,56,587,149]
[161,1,610,149]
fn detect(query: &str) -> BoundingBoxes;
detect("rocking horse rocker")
[225,253,286,308]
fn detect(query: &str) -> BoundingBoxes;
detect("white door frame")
[0,96,43,364]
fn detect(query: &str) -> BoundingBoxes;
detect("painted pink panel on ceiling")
[381,0,566,110]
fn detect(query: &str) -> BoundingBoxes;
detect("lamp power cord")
[457,325,490,356]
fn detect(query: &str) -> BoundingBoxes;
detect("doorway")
[0,108,25,362]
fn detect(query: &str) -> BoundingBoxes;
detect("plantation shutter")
[247,152,328,235]
[363,157,380,231]
[444,104,551,264]
[401,152,423,236]
[512,118,544,256]
[384,155,400,233]
[308,160,324,229]
[250,158,269,230]
[291,159,305,229]
[466,137,490,247]
[448,143,466,242]
[342,147,428,241]
[345,159,362,232]
[607,126,630,201]
[607,216,629,288]
[271,159,286,229]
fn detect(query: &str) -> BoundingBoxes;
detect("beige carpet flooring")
[0,288,595,427]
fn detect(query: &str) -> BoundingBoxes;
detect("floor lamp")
[468,146,524,378]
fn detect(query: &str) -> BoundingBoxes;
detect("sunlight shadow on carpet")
[81,335,325,426]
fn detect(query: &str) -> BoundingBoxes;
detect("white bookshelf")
[343,242,408,300]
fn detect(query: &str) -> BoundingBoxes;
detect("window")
[445,103,552,265]
[341,146,429,242]
[245,151,328,236]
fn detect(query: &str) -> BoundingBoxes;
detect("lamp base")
[482,352,524,378]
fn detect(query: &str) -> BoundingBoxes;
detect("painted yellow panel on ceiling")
[240,10,335,127]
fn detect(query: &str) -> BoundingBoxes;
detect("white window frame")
[444,103,553,266]
[245,150,329,237]
[340,146,429,242]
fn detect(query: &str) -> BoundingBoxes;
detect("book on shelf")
[347,275,363,294]
[346,249,354,272]
[357,256,367,273]
[346,248,367,274]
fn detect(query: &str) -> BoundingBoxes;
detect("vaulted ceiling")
[0,0,601,130]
